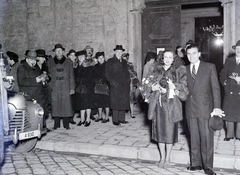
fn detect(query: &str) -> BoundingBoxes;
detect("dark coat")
[73,60,95,110]
[48,56,75,117]
[220,56,240,122]
[17,62,43,103]
[92,62,110,108]
[9,62,20,92]
[105,56,130,110]
[186,61,221,119]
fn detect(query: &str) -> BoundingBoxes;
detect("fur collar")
[54,56,66,64]
[82,59,95,67]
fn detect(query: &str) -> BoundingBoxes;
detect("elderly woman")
[74,50,95,127]
[143,49,188,168]
[92,52,110,123]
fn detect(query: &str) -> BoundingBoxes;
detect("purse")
[94,79,109,95]
[76,79,88,94]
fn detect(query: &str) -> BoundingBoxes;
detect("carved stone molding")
[219,0,233,6]
[130,0,146,13]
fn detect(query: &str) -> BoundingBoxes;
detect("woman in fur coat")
[144,50,188,168]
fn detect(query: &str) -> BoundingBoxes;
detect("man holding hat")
[47,44,75,130]
[105,45,130,125]
[185,43,224,175]
[220,40,240,141]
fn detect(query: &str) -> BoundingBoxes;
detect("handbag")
[94,79,109,95]
[76,79,88,94]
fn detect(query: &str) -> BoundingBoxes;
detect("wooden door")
[142,5,181,64]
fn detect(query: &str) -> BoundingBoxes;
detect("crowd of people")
[1,39,240,175]
[1,44,140,130]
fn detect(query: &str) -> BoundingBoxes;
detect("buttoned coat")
[185,61,221,119]
[17,62,43,103]
[47,56,75,117]
[220,56,240,122]
[105,56,130,110]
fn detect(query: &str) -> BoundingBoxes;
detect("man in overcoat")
[185,43,224,175]
[48,44,75,130]
[220,40,240,141]
[105,45,130,126]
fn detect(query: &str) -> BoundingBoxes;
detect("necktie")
[192,64,196,80]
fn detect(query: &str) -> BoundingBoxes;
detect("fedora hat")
[25,50,37,60]
[6,51,19,62]
[52,44,65,51]
[113,45,125,51]
[95,52,105,58]
[67,49,76,57]
[76,50,86,57]
[232,40,240,50]
[36,49,46,58]
[209,116,223,133]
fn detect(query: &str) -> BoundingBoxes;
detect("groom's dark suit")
[186,61,221,169]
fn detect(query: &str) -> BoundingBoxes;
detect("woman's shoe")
[224,137,234,141]
[158,159,165,168]
[164,160,170,169]
[77,121,85,126]
[84,121,91,127]
[130,114,136,118]
[101,119,110,123]
[95,118,102,122]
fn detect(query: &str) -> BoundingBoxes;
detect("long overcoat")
[105,56,130,110]
[47,56,75,117]
[220,56,240,122]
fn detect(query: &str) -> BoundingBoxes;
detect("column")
[220,0,240,62]
[128,0,146,80]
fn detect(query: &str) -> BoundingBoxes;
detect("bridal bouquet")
[139,75,158,103]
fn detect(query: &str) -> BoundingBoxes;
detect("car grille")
[8,110,31,135]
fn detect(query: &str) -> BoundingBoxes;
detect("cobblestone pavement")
[0,149,239,175]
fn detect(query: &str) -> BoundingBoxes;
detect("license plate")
[19,130,40,140]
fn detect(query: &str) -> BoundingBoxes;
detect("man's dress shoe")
[224,137,234,141]
[119,121,129,124]
[187,166,203,171]
[204,168,216,175]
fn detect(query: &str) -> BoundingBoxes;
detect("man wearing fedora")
[35,49,52,132]
[105,45,130,126]
[47,44,75,130]
[17,50,46,108]
[185,43,224,175]
[220,40,240,141]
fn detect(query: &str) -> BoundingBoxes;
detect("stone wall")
[0,0,134,60]
[0,0,27,58]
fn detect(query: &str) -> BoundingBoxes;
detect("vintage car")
[0,55,47,163]
[0,92,47,163]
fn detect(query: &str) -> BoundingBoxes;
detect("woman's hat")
[209,116,223,133]
[232,40,240,50]
[36,49,46,57]
[76,50,86,57]
[113,45,125,51]
[52,44,65,51]
[84,45,94,52]
[6,51,19,62]
[95,52,105,58]
[67,49,76,57]
[25,50,37,60]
